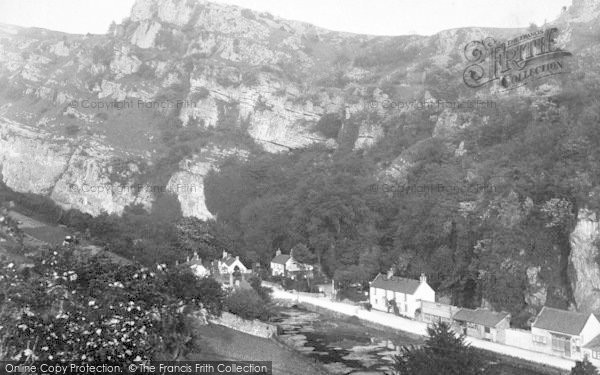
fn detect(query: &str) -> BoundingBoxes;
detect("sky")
[0,0,571,36]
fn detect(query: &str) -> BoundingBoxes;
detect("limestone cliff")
[1,1,600,321]
[569,209,600,314]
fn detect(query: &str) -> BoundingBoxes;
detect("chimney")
[186,256,190,263]
[276,248,281,256]
[387,267,394,279]
[236,255,240,261]
[420,273,427,284]
[193,251,199,260]
[222,250,228,259]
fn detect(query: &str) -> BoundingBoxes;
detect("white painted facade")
[531,313,600,360]
[369,275,435,318]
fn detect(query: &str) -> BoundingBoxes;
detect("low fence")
[209,312,277,339]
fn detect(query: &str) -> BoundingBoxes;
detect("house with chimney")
[184,251,210,278]
[214,250,249,275]
[369,273,435,318]
[270,249,314,279]
[530,306,600,360]
[452,308,511,343]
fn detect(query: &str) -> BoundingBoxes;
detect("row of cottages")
[368,271,600,361]
[369,273,435,318]
[270,249,314,279]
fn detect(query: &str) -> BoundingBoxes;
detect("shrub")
[247,274,272,302]
[65,124,81,136]
[315,113,343,139]
[91,44,113,66]
[241,9,256,21]
[224,289,270,321]
[189,87,210,102]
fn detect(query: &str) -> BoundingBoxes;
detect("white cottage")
[185,252,210,278]
[270,249,313,278]
[215,251,249,275]
[369,273,435,318]
[531,306,600,360]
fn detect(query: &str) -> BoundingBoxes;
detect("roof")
[585,334,600,349]
[453,308,510,327]
[224,257,237,267]
[532,306,592,336]
[271,254,291,265]
[370,273,421,294]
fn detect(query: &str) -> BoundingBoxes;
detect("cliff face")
[569,209,600,314]
[0,0,491,218]
[0,114,154,216]
[1,0,600,314]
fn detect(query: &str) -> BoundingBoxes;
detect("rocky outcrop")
[166,147,248,219]
[525,266,547,308]
[0,116,153,216]
[568,208,600,314]
[0,0,595,226]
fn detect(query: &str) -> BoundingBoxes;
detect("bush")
[91,44,113,66]
[224,289,270,321]
[65,124,81,136]
[247,275,272,302]
[240,9,256,21]
[315,113,342,139]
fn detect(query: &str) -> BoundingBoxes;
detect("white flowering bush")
[0,249,224,363]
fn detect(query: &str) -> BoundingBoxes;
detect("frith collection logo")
[463,28,572,90]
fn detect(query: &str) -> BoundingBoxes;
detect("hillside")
[2,0,600,324]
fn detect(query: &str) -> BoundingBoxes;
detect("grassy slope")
[191,324,329,375]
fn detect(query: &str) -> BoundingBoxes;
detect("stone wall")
[209,312,277,338]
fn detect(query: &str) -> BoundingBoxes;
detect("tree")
[571,358,599,375]
[393,322,485,375]
[290,243,315,265]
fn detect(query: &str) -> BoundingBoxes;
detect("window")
[484,326,491,333]
[593,350,600,359]
[551,335,570,352]
[533,335,547,344]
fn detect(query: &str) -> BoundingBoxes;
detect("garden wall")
[209,312,277,338]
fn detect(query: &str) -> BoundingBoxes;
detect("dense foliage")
[393,322,485,375]
[0,249,224,362]
[571,359,599,375]
[224,288,271,321]
[205,79,600,326]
